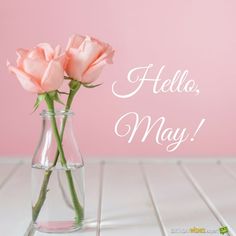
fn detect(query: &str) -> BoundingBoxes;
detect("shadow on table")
[25,211,157,235]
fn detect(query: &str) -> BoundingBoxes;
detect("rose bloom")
[65,35,114,84]
[7,44,66,93]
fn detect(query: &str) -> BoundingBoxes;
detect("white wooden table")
[0,158,236,236]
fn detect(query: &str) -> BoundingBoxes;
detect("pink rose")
[7,43,66,93]
[65,35,114,84]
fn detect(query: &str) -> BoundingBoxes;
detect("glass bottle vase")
[32,110,85,233]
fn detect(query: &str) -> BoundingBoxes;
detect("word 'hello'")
[112,64,199,98]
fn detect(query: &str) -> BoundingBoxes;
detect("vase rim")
[40,109,74,117]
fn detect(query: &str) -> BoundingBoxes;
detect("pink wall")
[1,0,236,158]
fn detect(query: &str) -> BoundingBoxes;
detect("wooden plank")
[222,163,236,180]
[0,162,21,189]
[33,162,101,236]
[0,159,235,235]
[143,163,222,236]
[0,163,31,236]
[227,163,236,173]
[185,162,236,236]
[100,163,162,236]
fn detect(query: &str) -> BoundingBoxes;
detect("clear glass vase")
[32,110,85,233]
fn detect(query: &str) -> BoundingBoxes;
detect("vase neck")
[32,110,83,168]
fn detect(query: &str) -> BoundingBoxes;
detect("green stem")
[50,82,81,167]
[32,170,52,222]
[32,86,83,224]
[44,95,67,166]
[46,93,83,223]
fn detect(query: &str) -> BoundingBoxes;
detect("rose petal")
[65,49,83,80]
[55,53,68,70]
[28,48,45,60]
[82,60,106,84]
[90,37,108,49]
[54,45,61,58]
[16,48,29,68]
[16,48,28,57]
[66,34,85,51]
[37,43,54,61]
[41,60,64,91]
[8,65,43,93]
[67,37,104,78]
[23,56,48,82]
[92,46,114,66]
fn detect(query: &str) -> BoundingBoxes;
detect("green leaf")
[46,91,65,105]
[32,94,46,112]
[54,92,65,105]
[82,83,102,88]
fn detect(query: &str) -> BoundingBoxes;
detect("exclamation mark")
[191,118,206,142]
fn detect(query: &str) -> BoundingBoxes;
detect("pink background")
[1,0,236,158]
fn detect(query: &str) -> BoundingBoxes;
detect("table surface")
[0,158,236,236]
